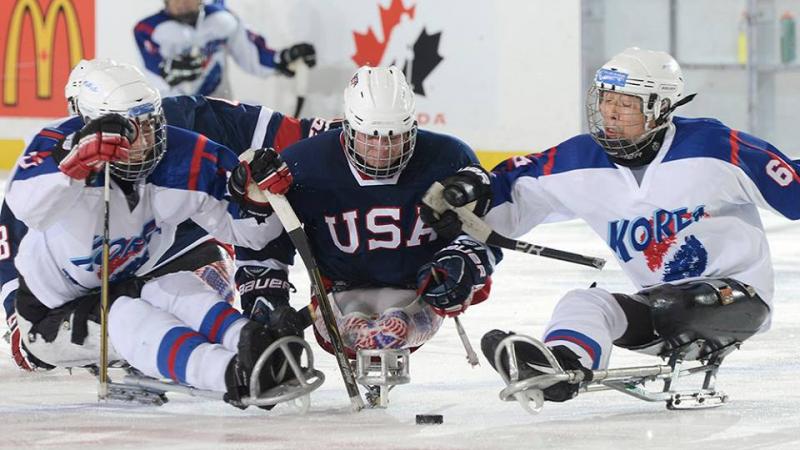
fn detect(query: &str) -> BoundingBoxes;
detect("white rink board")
[0,178,798,449]
[0,0,581,155]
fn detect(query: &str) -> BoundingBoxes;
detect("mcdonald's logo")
[1,0,94,117]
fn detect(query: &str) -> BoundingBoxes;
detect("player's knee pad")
[618,278,769,359]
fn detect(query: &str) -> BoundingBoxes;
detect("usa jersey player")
[134,0,316,97]
[428,48,789,404]
[230,66,499,357]
[4,64,307,409]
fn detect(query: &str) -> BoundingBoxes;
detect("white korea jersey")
[5,117,283,309]
[487,117,800,315]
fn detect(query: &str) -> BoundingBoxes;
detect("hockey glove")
[160,50,205,86]
[228,148,292,218]
[59,114,135,180]
[416,237,494,317]
[236,266,303,337]
[420,165,493,241]
[275,43,317,76]
[5,312,38,371]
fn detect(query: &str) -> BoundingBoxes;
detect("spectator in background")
[134,0,316,98]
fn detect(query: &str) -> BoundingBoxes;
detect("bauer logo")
[596,69,628,87]
[351,0,443,97]
[1,0,95,117]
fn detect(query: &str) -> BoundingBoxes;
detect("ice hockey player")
[2,59,338,372]
[134,0,316,97]
[4,63,302,408]
[229,66,500,362]
[2,58,120,371]
[424,47,787,403]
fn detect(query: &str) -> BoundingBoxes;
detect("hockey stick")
[290,60,309,118]
[453,316,479,367]
[98,163,111,400]
[422,182,606,270]
[428,269,479,367]
[239,170,363,411]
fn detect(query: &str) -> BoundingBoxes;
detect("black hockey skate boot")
[481,329,593,402]
[224,320,284,410]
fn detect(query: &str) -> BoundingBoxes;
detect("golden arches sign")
[2,0,92,110]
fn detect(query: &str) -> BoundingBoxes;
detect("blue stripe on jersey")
[133,12,170,74]
[199,302,242,343]
[157,327,207,383]
[245,30,277,68]
[12,117,83,181]
[544,329,601,369]
[489,135,614,207]
[664,117,800,219]
[148,126,239,197]
[204,3,226,16]
[196,62,222,96]
[0,201,28,318]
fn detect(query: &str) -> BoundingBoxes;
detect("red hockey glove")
[6,313,36,371]
[59,114,135,180]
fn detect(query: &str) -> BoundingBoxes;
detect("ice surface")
[1,183,798,449]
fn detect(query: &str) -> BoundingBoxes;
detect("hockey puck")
[415,414,443,425]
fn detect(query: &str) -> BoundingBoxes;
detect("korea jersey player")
[5,65,300,406]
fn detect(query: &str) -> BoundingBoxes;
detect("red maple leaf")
[352,0,416,67]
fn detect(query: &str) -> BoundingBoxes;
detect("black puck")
[415,414,443,425]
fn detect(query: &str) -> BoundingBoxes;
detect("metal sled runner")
[494,334,736,415]
[99,336,325,412]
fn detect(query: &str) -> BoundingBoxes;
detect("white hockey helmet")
[586,47,688,162]
[65,58,118,115]
[77,64,167,182]
[342,65,417,178]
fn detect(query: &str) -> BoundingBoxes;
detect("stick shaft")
[422,182,606,270]
[98,163,111,399]
[265,192,364,411]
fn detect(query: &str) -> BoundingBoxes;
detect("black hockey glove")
[236,267,303,338]
[228,148,292,219]
[420,165,493,241]
[160,50,205,86]
[416,236,494,317]
[275,43,317,76]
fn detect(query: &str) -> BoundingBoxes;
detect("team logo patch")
[596,68,628,87]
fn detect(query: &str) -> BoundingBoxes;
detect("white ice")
[1,182,798,449]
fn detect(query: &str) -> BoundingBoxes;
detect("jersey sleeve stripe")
[134,22,154,35]
[273,116,303,151]
[249,107,274,149]
[38,129,64,141]
[729,130,741,166]
[733,130,800,183]
[542,146,558,176]
[188,135,209,191]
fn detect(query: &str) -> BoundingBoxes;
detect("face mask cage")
[111,109,167,182]
[586,85,669,161]
[342,121,417,178]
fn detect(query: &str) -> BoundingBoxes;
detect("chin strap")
[655,93,697,127]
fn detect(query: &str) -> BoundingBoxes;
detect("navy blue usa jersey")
[275,128,479,287]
